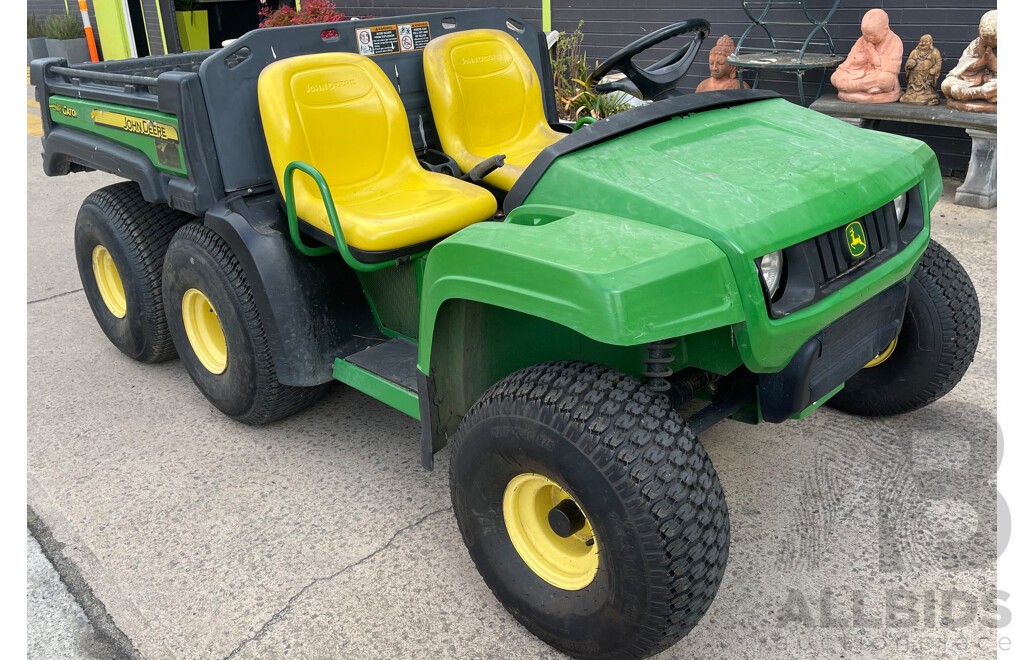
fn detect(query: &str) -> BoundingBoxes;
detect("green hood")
[524,97,941,257]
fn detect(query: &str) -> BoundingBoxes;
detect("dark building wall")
[334,1,994,176]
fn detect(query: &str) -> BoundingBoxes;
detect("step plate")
[343,338,419,393]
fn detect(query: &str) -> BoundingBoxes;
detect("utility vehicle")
[32,9,980,659]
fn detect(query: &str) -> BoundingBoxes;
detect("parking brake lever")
[462,154,506,183]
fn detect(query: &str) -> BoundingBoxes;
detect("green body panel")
[47,96,187,176]
[331,97,940,429]
[416,205,744,373]
[520,97,941,372]
[333,358,420,419]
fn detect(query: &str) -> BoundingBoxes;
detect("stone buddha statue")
[696,35,749,93]
[901,35,942,106]
[942,11,997,112]
[830,9,903,103]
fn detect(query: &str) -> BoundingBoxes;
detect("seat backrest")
[424,29,551,158]
[257,52,418,198]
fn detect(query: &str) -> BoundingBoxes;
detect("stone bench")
[809,94,996,209]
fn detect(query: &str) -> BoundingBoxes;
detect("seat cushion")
[295,169,497,252]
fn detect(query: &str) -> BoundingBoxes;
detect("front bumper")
[757,280,909,423]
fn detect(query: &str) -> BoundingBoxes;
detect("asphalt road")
[27,124,997,659]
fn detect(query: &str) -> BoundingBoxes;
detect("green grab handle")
[572,116,597,132]
[282,161,397,272]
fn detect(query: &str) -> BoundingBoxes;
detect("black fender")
[203,193,381,386]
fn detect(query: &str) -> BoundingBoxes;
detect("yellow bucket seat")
[423,29,564,191]
[257,52,497,256]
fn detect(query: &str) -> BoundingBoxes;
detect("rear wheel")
[162,223,330,424]
[74,182,191,362]
[827,239,981,416]
[449,361,729,659]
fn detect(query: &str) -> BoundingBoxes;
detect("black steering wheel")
[587,19,710,101]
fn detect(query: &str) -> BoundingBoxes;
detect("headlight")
[758,250,784,299]
[893,192,908,226]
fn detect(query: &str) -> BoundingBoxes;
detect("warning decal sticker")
[356,22,431,56]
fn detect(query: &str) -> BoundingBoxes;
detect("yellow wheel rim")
[181,288,228,374]
[864,338,898,368]
[91,245,126,319]
[503,473,599,590]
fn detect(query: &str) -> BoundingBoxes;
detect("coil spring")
[642,339,676,394]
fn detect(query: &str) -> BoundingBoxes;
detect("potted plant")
[550,22,637,121]
[176,0,210,51]
[28,14,48,64]
[44,12,89,64]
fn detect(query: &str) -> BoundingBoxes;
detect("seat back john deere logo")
[845,220,868,259]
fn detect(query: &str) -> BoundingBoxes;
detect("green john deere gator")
[32,10,980,658]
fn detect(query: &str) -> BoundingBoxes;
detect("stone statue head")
[979,10,997,49]
[708,35,736,80]
[918,34,933,51]
[861,8,890,45]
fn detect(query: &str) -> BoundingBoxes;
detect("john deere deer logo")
[845,221,868,259]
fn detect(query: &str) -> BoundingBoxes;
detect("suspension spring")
[642,339,676,394]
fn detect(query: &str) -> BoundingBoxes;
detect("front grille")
[813,206,897,285]
[763,185,924,318]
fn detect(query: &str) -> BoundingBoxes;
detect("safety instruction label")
[356,22,431,56]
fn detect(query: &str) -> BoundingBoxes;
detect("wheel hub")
[864,337,898,368]
[91,245,126,318]
[181,288,228,374]
[503,473,598,590]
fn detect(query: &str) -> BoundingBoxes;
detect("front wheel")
[827,239,981,416]
[449,361,729,659]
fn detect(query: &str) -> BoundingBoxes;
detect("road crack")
[221,506,451,659]
[28,288,84,305]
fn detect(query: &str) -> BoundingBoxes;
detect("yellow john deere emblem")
[90,110,179,142]
[845,221,868,259]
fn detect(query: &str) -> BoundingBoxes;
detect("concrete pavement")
[28,528,121,659]
[27,126,997,658]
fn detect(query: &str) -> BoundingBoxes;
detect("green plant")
[550,21,635,121]
[28,14,45,39]
[44,12,84,40]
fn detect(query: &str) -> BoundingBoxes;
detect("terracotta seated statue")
[695,35,749,93]
[942,10,997,112]
[831,9,903,103]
